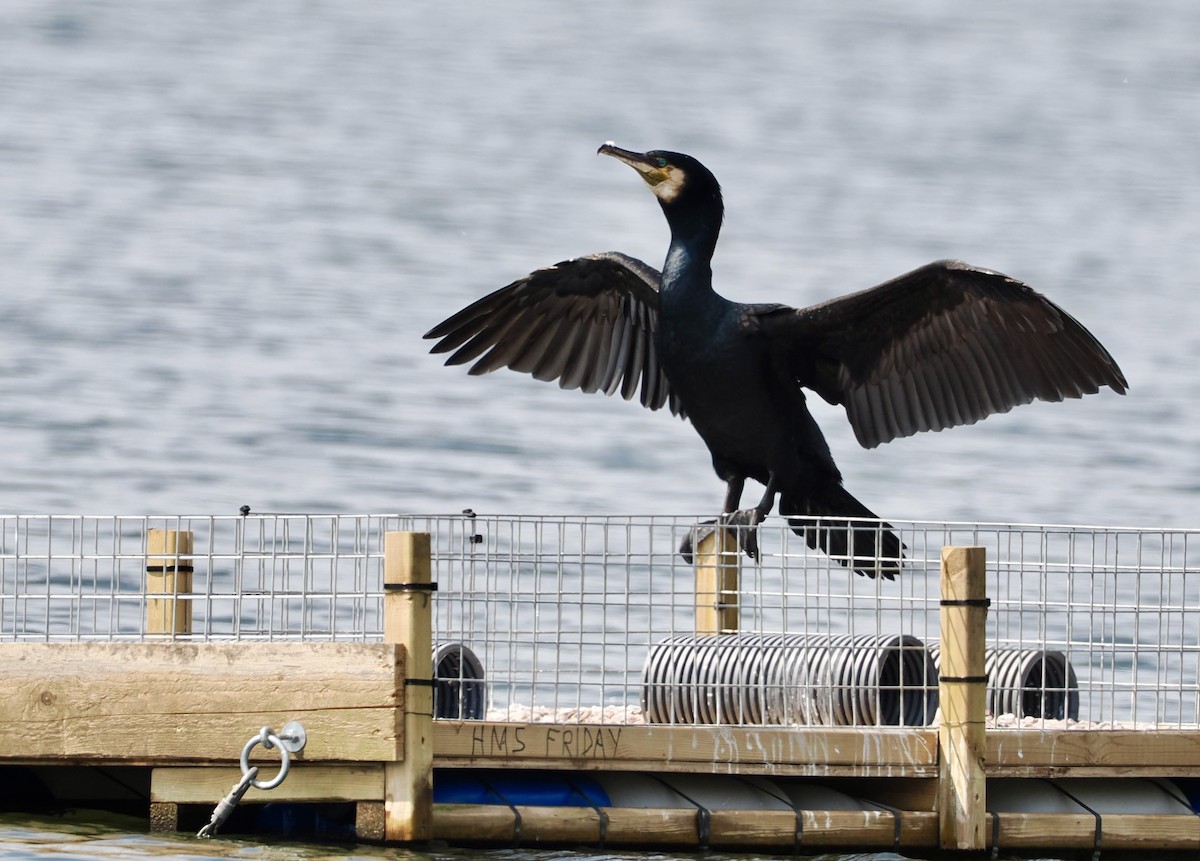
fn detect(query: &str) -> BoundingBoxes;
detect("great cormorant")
[424,144,1127,578]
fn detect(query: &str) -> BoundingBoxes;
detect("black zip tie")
[940,597,992,608]
[145,565,194,573]
[940,674,990,684]
[383,581,439,592]
[480,779,521,849]
[989,808,1001,860]
[1043,779,1102,861]
[648,775,712,850]
[565,777,608,850]
[860,796,902,851]
[403,678,435,687]
[735,776,802,854]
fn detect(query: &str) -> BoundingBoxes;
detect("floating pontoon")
[0,513,1197,855]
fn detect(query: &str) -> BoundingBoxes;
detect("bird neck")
[662,240,712,297]
[659,198,722,298]
[660,193,722,264]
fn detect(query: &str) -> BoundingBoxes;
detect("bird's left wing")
[756,259,1127,449]
[424,251,683,414]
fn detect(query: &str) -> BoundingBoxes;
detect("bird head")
[598,143,724,242]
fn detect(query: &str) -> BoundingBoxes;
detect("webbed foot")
[678,518,718,565]
[721,508,762,560]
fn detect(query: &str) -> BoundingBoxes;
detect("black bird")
[425,145,1127,578]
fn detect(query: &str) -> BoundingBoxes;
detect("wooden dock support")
[146,528,194,636]
[694,527,739,635]
[936,546,988,851]
[383,531,434,843]
[431,804,940,850]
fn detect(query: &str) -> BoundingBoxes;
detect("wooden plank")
[990,812,1200,852]
[433,804,608,845]
[936,545,988,850]
[987,729,1200,775]
[151,764,385,804]
[710,809,937,850]
[430,804,939,850]
[0,642,403,763]
[602,808,710,847]
[383,531,434,843]
[432,722,938,776]
[430,804,1199,853]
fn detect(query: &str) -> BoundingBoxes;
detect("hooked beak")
[598,142,681,200]
[597,142,653,169]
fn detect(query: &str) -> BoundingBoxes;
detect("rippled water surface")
[2,1,1198,858]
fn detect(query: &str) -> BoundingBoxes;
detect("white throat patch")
[649,165,687,203]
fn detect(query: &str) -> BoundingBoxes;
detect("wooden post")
[937,545,988,851]
[694,527,740,636]
[383,531,433,843]
[146,528,193,636]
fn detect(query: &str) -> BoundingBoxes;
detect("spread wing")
[759,259,1128,449]
[424,251,682,414]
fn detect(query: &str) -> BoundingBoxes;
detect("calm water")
[2,1,1199,858]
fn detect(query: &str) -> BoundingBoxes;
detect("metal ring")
[239,726,291,790]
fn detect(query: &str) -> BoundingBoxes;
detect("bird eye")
[655,157,668,168]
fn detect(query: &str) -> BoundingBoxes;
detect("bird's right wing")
[424,251,683,414]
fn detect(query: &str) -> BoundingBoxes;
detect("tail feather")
[779,486,904,579]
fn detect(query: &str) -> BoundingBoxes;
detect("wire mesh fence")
[0,514,395,642]
[0,512,1195,729]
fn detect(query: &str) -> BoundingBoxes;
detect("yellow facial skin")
[598,143,688,202]
[638,164,687,202]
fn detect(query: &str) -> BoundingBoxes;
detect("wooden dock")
[1,529,1198,855]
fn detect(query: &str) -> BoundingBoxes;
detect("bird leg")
[719,473,778,560]
[720,476,746,514]
[679,475,775,563]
